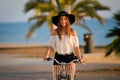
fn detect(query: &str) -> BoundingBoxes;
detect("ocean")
[0,18,116,46]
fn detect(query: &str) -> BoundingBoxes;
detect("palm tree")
[24,0,109,39]
[105,11,120,57]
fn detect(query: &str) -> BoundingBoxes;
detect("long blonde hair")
[57,16,72,41]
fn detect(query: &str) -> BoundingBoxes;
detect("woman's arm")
[72,29,84,62]
[44,46,54,61]
[45,46,52,59]
[74,47,82,59]
[44,29,57,60]
[74,47,84,63]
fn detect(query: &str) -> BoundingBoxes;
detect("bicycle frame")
[53,59,79,80]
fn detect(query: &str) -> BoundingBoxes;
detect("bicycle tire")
[67,75,70,80]
[57,74,61,80]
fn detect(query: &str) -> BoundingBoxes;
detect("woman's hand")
[79,58,85,63]
[44,57,52,61]
[79,55,85,64]
[44,57,49,61]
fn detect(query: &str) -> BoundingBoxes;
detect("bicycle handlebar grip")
[47,57,52,61]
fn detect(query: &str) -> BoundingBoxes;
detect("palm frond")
[24,0,110,39]
[75,22,92,34]
[72,0,85,13]
[26,19,45,40]
[91,0,110,10]
[59,0,71,11]
[73,10,85,20]
[105,48,113,57]
[24,0,38,13]
[95,14,107,25]
[47,11,57,28]
[106,27,120,38]
[105,10,120,57]
[114,11,120,26]
[72,0,109,25]
[56,0,62,12]
[84,6,96,18]
[68,0,76,6]
[55,0,76,12]
[28,15,47,22]
[37,3,55,12]
[105,37,120,57]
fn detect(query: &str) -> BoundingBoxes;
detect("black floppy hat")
[52,11,75,26]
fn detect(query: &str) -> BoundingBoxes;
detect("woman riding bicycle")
[44,11,84,80]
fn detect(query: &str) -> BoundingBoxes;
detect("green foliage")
[105,11,120,57]
[24,0,109,39]
[24,0,39,13]
[114,11,120,26]
[105,37,120,57]
[106,27,120,38]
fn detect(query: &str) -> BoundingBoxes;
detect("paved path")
[0,54,120,80]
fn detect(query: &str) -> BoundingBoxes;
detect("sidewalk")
[0,54,120,70]
[0,54,120,80]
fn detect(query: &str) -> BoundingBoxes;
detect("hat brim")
[52,14,75,26]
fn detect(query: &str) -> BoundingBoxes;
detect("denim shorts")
[53,52,75,65]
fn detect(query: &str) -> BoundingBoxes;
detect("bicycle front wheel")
[53,64,76,80]
[66,64,76,80]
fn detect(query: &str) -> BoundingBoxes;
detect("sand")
[0,43,105,58]
[0,43,120,63]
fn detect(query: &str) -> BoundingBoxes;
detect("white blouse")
[49,35,79,55]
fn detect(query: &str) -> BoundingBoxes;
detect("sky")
[0,0,120,23]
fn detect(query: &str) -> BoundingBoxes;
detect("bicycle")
[46,57,85,80]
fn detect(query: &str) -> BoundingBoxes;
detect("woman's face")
[59,16,67,27]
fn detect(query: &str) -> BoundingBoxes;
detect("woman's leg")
[53,52,61,80]
[70,63,76,80]
[53,65,60,80]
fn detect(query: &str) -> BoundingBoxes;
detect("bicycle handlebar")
[54,59,86,65]
[44,57,86,65]
[54,59,80,65]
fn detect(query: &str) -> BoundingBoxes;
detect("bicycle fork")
[53,65,75,80]
[60,65,67,79]
[60,65,73,80]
